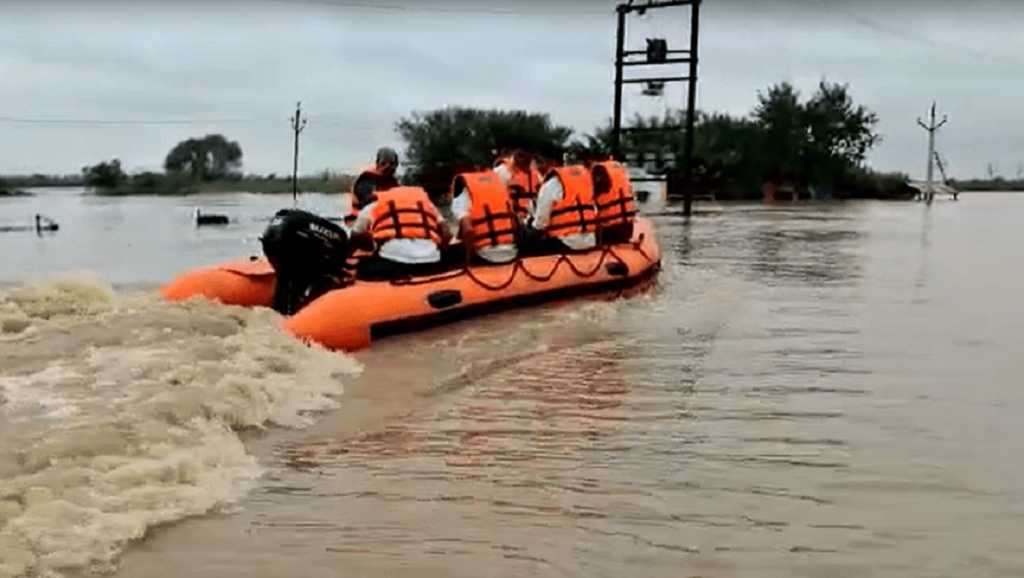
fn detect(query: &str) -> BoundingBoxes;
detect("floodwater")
[2,190,1023,578]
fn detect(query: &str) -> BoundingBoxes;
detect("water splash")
[0,276,360,578]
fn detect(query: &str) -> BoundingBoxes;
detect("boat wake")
[0,275,360,578]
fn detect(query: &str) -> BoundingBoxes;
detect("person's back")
[591,159,638,244]
[527,164,597,253]
[494,150,543,223]
[451,171,518,264]
[350,185,451,280]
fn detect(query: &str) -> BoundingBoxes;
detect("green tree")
[396,107,573,198]
[753,82,804,181]
[801,80,880,187]
[691,112,764,195]
[573,80,885,198]
[566,120,614,160]
[571,110,760,193]
[82,159,128,189]
[164,134,243,181]
[569,111,688,174]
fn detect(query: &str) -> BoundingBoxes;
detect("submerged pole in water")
[917,102,947,204]
[290,101,307,205]
[612,6,626,160]
[682,0,701,218]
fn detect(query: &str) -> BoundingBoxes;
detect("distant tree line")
[25,79,955,199]
[79,134,245,195]
[949,178,1024,192]
[80,158,194,195]
[951,161,1024,191]
[394,80,910,200]
[74,134,359,195]
[0,173,85,188]
[0,176,30,196]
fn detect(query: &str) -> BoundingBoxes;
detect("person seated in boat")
[348,185,452,280]
[533,149,560,178]
[590,158,638,245]
[451,171,518,265]
[493,148,543,224]
[344,147,401,226]
[522,164,598,255]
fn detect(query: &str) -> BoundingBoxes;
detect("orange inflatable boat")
[161,217,661,351]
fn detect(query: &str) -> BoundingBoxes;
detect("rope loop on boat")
[387,234,653,291]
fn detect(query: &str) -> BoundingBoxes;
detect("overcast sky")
[1,0,1021,180]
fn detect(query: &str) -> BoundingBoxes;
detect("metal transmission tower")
[612,0,701,216]
[916,101,947,204]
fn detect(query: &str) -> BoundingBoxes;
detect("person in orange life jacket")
[349,185,452,280]
[523,164,598,254]
[590,159,638,245]
[493,149,543,224]
[533,152,559,178]
[344,147,401,226]
[451,171,519,264]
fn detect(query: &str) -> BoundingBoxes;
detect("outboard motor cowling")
[260,209,350,315]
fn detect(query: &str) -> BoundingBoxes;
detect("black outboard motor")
[260,208,351,315]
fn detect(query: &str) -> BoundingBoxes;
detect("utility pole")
[681,0,700,218]
[612,7,626,158]
[611,0,701,217]
[916,102,947,204]
[933,151,949,184]
[290,101,308,205]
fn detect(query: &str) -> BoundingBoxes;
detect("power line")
[257,0,616,16]
[0,116,262,126]
[0,115,387,131]
[811,0,1024,68]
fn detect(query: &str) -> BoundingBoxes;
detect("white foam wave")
[0,276,361,578]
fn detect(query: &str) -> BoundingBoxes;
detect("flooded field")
[2,191,1023,577]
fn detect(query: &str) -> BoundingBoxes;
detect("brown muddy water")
[2,190,1023,577]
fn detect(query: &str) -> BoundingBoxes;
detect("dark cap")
[376,147,399,166]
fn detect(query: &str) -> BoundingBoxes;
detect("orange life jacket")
[592,160,637,228]
[545,165,597,238]
[348,167,399,220]
[500,158,543,220]
[456,171,518,250]
[369,186,444,245]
